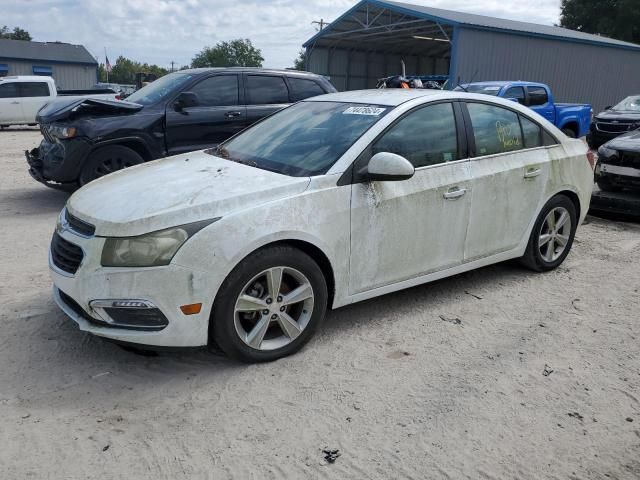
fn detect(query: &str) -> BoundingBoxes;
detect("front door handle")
[225,111,242,118]
[443,187,467,200]
[524,167,542,178]
[11,101,20,105]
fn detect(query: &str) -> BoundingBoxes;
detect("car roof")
[461,81,545,89]
[176,67,324,77]
[305,89,445,106]
[0,75,54,82]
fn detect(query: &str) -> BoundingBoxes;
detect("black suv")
[587,95,640,149]
[26,68,336,190]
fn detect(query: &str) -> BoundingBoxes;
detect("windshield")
[611,95,640,112]
[454,84,502,96]
[125,73,194,106]
[210,101,390,177]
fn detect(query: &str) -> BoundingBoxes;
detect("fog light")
[89,299,168,331]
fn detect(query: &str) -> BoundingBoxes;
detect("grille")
[596,122,635,133]
[40,125,55,143]
[620,152,640,170]
[65,209,95,236]
[51,232,84,274]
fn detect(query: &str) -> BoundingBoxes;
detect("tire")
[79,145,144,185]
[211,245,328,362]
[596,176,621,193]
[562,128,577,139]
[520,194,577,272]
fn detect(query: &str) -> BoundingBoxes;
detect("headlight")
[49,125,77,139]
[101,218,219,267]
[598,145,617,159]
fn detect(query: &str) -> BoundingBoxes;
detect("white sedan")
[50,89,594,362]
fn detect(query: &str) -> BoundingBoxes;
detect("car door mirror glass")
[364,152,415,182]
[174,91,199,111]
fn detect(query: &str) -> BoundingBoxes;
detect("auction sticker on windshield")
[343,106,386,116]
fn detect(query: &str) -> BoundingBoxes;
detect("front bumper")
[50,227,214,347]
[25,135,92,189]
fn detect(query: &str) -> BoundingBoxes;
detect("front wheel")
[79,145,143,185]
[211,246,328,362]
[520,195,577,272]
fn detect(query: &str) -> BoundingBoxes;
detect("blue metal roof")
[304,0,640,52]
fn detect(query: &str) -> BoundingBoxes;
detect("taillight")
[586,150,596,170]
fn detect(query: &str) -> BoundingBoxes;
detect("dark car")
[595,130,640,192]
[588,95,640,149]
[26,68,336,190]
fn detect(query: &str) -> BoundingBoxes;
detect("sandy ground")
[1,128,639,480]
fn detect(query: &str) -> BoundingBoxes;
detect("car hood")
[37,97,142,123]
[67,152,311,237]
[603,129,640,152]
[595,109,640,122]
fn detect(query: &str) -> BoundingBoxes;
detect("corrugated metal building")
[303,0,640,111]
[0,39,97,89]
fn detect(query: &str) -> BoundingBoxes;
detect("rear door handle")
[225,111,242,118]
[11,101,20,105]
[524,167,541,178]
[443,187,467,200]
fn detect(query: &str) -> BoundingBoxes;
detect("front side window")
[372,103,459,168]
[527,86,548,106]
[504,86,525,105]
[468,103,523,156]
[191,75,238,106]
[213,101,389,176]
[0,82,18,98]
[288,78,326,102]
[20,82,50,97]
[247,75,289,104]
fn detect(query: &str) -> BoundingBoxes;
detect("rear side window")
[191,75,239,106]
[520,115,543,148]
[504,86,525,105]
[372,102,459,168]
[247,75,289,104]
[288,77,326,102]
[19,82,50,97]
[467,103,523,156]
[0,82,19,98]
[527,86,548,106]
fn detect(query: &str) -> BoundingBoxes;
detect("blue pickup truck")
[454,81,592,138]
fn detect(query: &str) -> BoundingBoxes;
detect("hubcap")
[234,267,314,351]
[538,206,571,263]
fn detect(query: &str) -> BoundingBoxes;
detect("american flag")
[105,56,112,73]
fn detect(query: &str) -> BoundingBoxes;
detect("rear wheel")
[520,195,577,272]
[79,145,143,185]
[211,246,328,362]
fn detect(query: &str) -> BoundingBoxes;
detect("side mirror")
[174,92,199,111]
[362,152,415,182]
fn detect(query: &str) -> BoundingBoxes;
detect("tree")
[292,49,306,71]
[560,0,640,44]
[98,56,168,84]
[191,39,263,68]
[0,25,32,41]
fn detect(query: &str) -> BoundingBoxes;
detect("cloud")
[0,0,560,69]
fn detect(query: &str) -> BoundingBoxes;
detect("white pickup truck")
[0,76,118,128]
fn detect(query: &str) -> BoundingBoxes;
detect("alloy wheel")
[234,266,315,351]
[538,206,572,263]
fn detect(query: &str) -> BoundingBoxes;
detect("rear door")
[462,101,552,260]
[165,74,245,155]
[0,82,24,124]
[244,74,291,127]
[527,86,555,123]
[18,81,52,123]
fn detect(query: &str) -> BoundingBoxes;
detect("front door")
[165,74,246,155]
[0,82,24,124]
[462,102,551,260]
[349,102,471,294]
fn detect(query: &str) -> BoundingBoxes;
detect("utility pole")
[312,19,329,31]
[170,61,175,72]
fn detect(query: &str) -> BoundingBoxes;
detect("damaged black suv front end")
[596,130,640,192]
[26,123,93,191]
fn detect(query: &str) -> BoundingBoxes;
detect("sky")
[0,0,561,69]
